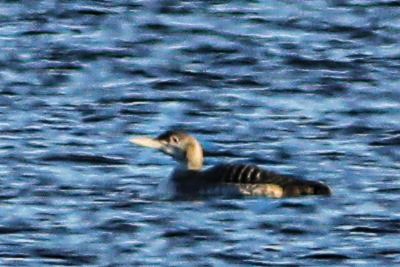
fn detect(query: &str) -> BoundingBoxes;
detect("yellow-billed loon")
[130,131,331,198]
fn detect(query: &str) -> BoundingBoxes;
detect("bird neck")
[185,138,203,171]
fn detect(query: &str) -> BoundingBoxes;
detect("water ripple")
[0,0,399,266]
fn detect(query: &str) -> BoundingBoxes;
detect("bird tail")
[283,180,331,197]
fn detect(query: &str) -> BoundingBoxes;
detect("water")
[0,0,399,266]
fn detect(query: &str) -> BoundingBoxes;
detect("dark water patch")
[375,187,400,194]
[75,48,134,60]
[120,95,197,104]
[0,144,15,150]
[142,22,172,33]
[181,26,219,36]
[152,79,186,90]
[182,44,239,55]
[75,8,114,16]
[47,47,134,62]
[214,56,259,66]
[132,36,164,46]
[40,153,127,165]
[0,88,19,97]
[262,245,282,253]
[348,51,381,61]
[119,108,159,117]
[20,30,58,36]
[70,129,98,138]
[117,67,157,78]
[0,252,29,260]
[271,87,307,95]
[38,116,72,127]
[280,227,308,235]
[172,69,226,83]
[324,24,374,39]
[247,16,272,25]
[158,2,194,15]
[41,73,71,87]
[0,126,42,135]
[342,1,400,8]
[185,109,231,118]
[162,228,218,242]
[369,135,400,146]
[0,128,23,135]
[347,226,399,235]
[82,114,115,123]
[32,248,97,265]
[139,214,174,226]
[316,151,346,160]
[75,104,98,116]
[300,252,351,260]
[0,192,18,201]
[343,214,400,222]
[41,62,84,71]
[96,217,139,233]
[313,81,348,96]
[337,216,400,236]
[188,100,232,113]
[14,12,50,24]
[375,249,400,257]
[342,124,380,135]
[0,219,39,234]
[0,225,39,235]
[257,222,277,230]
[286,56,354,70]
[58,7,116,18]
[227,76,264,87]
[345,75,377,85]
[211,7,255,18]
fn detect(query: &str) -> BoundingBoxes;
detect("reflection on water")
[0,0,399,266]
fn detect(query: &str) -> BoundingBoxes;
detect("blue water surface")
[0,0,400,266]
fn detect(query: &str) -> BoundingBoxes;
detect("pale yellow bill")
[130,136,163,149]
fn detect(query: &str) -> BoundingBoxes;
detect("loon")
[130,131,331,199]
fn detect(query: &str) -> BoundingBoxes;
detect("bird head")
[130,131,204,170]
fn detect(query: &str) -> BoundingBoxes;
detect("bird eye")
[170,136,180,144]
